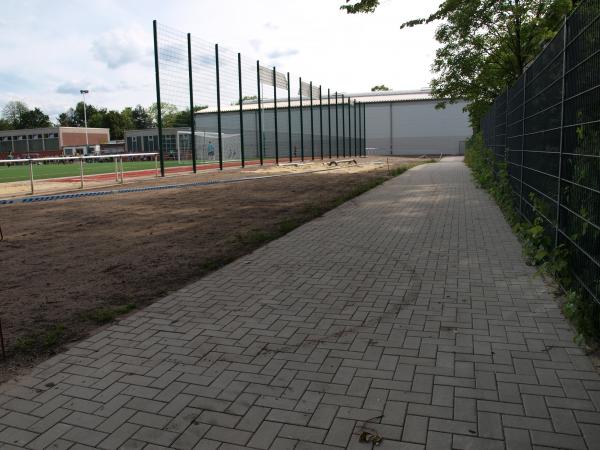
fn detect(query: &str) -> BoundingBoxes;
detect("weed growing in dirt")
[14,324,66,354]
[84,303,137,324]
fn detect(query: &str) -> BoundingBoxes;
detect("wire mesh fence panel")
[215,45,242,164]
[154,21,364,171]
[190,35,220,166]
[155,23,194,169]
[522,23,564,229]
[561,0,600,302]
[506,75,526,210]
[239,54,261,163]
[480,0,600,308]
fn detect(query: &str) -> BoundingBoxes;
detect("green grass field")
[0,160,192,183]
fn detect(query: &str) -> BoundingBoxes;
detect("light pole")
[80,89,89,153]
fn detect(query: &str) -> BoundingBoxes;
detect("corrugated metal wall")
[196,99,472,157]
[365,100,472,155]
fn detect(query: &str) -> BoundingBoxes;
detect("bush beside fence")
[478,0,600,343]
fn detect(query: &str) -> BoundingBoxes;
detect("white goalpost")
[176,130,242,163]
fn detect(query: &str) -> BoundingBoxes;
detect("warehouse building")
[122,89,471,161]
[192,89,471,157]
[355,90,472,155]
[0,126,110,158]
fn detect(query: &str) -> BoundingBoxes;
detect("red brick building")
[0,127,110,158]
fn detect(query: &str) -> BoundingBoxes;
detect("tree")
[1,102,51,129]
[18,108,51,128]
[341,0,379,13]
[58,102,99,127]
[371,85,391,92]
[342,0,577,128]
[147,102,178,127]
[102,110,129,140]
[129,105,153,129]
[0,119,11,130]
[2,101,29,128]
[57,110,76,127]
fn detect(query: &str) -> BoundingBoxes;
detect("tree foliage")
[341,0,380,14]
[1,101,51,129]
[371,85,391,92]
[342,0,579,128]
[0,99,202,139]
[19,108,52,129]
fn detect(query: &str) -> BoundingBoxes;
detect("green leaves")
[342,0,576,128]
[340,0,380,14]
[1,101,51,129]
[465,132,600,348]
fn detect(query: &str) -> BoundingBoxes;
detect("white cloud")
[92,26,152,69]
[249,39,262,51]
[267,49,299,59]
[56,81,85,95]
[1,0,441,115]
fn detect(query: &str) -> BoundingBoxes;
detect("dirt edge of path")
[0,159,430,383]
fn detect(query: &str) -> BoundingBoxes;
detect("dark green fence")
[481,0,600,305]
[152,22,367,176]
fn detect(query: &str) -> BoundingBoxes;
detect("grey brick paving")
[1,157,599,449]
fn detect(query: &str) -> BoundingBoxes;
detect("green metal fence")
[152,22,367,176]
[481,0,600,306]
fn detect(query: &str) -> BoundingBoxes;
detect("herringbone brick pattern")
[1,158,599,449]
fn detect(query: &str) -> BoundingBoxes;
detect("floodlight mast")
[80,89,90,153]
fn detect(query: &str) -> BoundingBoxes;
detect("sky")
[0,0,441,121]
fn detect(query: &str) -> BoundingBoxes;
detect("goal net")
[176,130,242,163]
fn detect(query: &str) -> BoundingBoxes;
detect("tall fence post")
[215,44,223,170]
[319,86,324,160]
[29,159,34,194]
[555,19,568,247]
[273,67,279,165]
[238,53,245,168]
[354,100,357,157]
[256,61,263,165]
[152,20,165,177]
[347,98,352,157]
[363,103,367,156]
[328,89,332,159]
[335,92,339,158]
[310,81,315,160]
[342,94,346,158]
[187,33,197,173]
[287,72,292,162]
[357,101,362,158]
[79,157,84,189]
[300,77,304,162]
[519,71,526,216]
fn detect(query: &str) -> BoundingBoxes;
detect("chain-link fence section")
[481,0,600,307]
[152,21,367,175]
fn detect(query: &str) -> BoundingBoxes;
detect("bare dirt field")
[0,156,424,381]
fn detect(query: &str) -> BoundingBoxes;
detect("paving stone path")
[1,157,599,449]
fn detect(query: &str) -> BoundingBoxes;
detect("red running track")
[48,159,283,183]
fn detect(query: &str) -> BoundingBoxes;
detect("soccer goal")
[176,130,242,163]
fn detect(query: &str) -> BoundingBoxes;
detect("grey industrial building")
[124,90,471,159]
[192,89,471,158]
[354,90,471,155]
